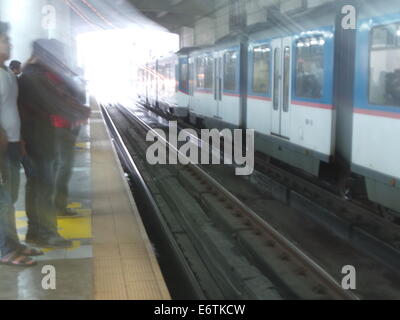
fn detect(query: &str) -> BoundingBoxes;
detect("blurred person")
[0,22,41,266]
[53,66,89,218]
[9,60,21,76]
[18,39,90,248]
[72,67,87,105]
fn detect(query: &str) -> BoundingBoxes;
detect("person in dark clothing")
[53,68,88,217]
[53,122,82,217]
[18,39,90,248]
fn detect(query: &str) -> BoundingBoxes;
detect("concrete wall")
[280,0,305,13]
[247,0,280,25]
[179,0,335,48]
[0,0,74,64]
[0,0,49,63]
[180,26,194,47]
[215,2,230,41]
[308,0,332,9]
[194,16,215,46]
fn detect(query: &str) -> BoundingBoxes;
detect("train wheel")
[337,173,353,201]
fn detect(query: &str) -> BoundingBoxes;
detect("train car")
[139,0,400,218]
[188,45,215,126]
[246,5,336,177]
[139,50,191,118]
[350,0,400,215]
[187,3,336,177]
[156,54,178,114]
[175,50,191,118]
[147,60,158,108]
[189,39,246,130]
[136,66,147,105]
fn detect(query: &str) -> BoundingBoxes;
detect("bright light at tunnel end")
[77,28,179,105]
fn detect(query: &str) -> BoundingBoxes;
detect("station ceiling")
[70,0,215,34]
[127,0,216,31]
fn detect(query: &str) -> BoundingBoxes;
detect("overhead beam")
[128,0,215,20]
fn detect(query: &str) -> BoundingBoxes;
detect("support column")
[0,0,74,64]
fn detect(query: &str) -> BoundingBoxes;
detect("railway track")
[141,101,400,272]
[102,102,363,300]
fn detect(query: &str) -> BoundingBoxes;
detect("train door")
[271,37,292,139]
[213,52,223,120]
[155,61,159,107]
[145,63,149,104]
[188,57,195,110]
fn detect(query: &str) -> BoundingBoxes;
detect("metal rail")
[101,103,207,299]
[116,103,359,300]
[139,102,400,273]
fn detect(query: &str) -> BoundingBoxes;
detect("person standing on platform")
[8,59,39,241]
[18,39,90,248]
[53,67,88,217]
[0,22,42,266]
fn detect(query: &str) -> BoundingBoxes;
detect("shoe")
[57,208,80,217]
[26,234,73,248]
[0,251,37,267]
[18,245,44,257]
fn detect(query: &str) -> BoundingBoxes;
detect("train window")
[196,56,213,89]
[295,37,324,99]
[204,56,213,89]
[283,46,290,112]
[159,65,165,91]
[165,64,171,81]
[369,23,400,107]
[224,51,237,91]
[175,64,178,92]
[180,62,188,92]
[273,48,280,110]
[252,45,271,94]
[196,57,204,88]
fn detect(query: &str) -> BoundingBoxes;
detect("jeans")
[28,155,57,236]
[2,143,22,204]
[0,185,19,257]
[22,155,41,235]
[53,127,80,213]
[0,143,23,256]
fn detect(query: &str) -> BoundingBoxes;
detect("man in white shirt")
[0,22,41,266]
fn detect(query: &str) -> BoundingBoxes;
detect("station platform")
[0,100,171,300]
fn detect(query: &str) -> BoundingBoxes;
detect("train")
[136,0,400,220]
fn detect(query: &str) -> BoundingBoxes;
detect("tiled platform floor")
[0,100,170,300]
